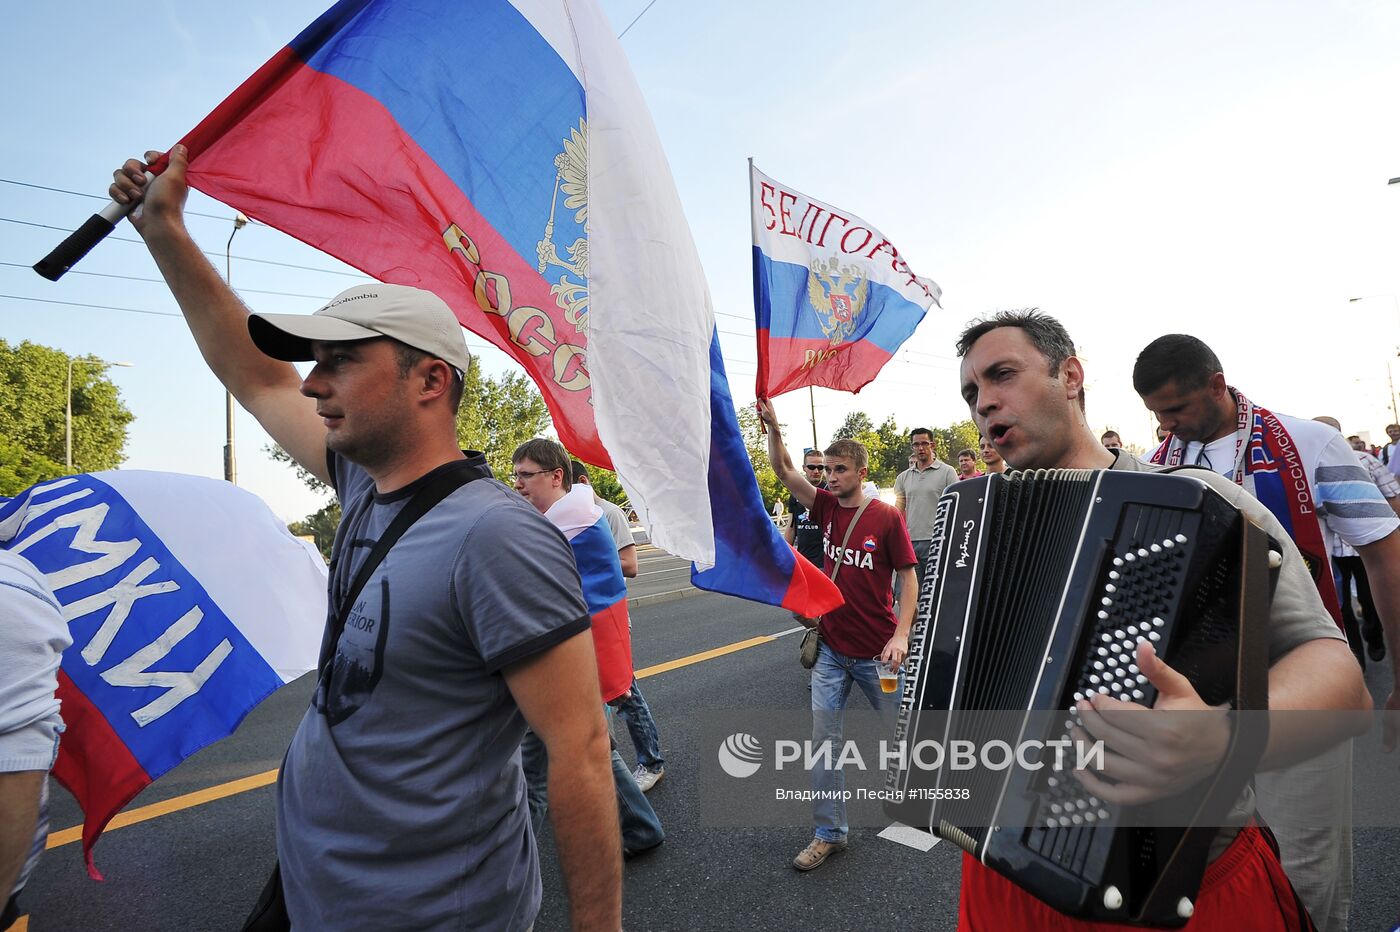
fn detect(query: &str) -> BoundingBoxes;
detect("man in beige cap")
[111,147,621,932]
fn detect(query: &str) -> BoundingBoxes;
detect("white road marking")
[878,821,940,851]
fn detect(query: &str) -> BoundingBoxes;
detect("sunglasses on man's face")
[803,463,824,470]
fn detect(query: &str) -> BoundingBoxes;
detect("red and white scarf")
[1149,388,1342,628]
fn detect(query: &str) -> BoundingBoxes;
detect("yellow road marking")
[46,768,278,849]
[634,634,775,679]
[45,631,783,847]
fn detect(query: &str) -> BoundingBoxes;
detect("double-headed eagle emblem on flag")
[806,256,870,346]
[538,118,590,335]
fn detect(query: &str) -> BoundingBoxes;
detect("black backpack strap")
[317,464,478,680]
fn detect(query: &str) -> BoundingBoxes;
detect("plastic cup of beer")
[876,660,899,693]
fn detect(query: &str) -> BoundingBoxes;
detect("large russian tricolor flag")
[148,0,841,617]
[0,472,327,875]
[751,163,941,399]
[545,485,632,702]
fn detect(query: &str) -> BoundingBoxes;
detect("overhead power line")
[0,177,235,222]
[0,216,363,278]
[0,262,331,301]
[617,0,661,39]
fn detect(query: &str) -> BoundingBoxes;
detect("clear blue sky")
[5,1,1399,521]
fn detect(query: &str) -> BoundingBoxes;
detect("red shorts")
[957,824,1314,931]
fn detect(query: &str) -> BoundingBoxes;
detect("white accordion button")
[1105,583,1116,593]
[1268,550,1282,569]
[1046,818,1058,828]
[1152,616,1165,628]
[1124,552,1136,562]
[1089,675,1100,685]
[1132,689,1145,700]
[1113,557,1124,567]
[1098,610,1109,620]
[1101,596,1113,607]
[1098,808,1110,819]
[1175,533,1187,544]
[1150,543,1161,553]
[1109,570,1121,580]
[1162,537,1174,549]
[1071,814,1084,825]
[1148,631,1161,642]
[1126,625,1138,636]
[1093,660,1104,671]
[1103,886,1124,910]
[1128,663,1139,674]
[1137,548,1149,558]
[1047,776,1059,788]
[1177,898,1194,919]
[1101,632,1113,643]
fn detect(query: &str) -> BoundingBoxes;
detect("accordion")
[886,469,1278,927]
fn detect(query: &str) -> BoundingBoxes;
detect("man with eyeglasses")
[757,401,917,873]
[785,450,828,568]
[1135,333,1400,930]
[894,428,958,591]
[511,440,665,861]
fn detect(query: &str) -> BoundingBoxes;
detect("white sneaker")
[632,764,664,793]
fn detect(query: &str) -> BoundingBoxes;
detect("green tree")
[288,500,341,561]
[736,404,787,512]
[456,360,552,480]
[867,415,908,486]
[0,340,134,495]
[935,419,983,467]
[832,410,874,441]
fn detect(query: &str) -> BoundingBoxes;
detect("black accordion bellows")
[886,468,1278,927]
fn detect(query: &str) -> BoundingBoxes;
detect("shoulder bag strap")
[317,465,479,679]
[827,496,873,585]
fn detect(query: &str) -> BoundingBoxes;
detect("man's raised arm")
[756,400,817,511]
[111,146,329,485]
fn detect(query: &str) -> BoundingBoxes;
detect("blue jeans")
[810,641,900,843]
[520,723,664,854]
[614,677,664,772]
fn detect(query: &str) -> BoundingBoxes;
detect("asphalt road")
[21,588,1400,930]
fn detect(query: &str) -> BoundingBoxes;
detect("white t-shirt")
[1149,414,1399,562]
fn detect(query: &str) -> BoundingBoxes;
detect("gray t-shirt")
[277,453,590,931]
[594,496,632,552]
[0,550,70,900]
[895,461,958,540]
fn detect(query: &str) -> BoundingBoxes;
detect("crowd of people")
[0,147,1394,931]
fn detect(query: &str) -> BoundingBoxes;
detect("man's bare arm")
[504,633,620,931]
[111,147,329,485]
[617,544,637,579]
[0,771,43,901]
[1355,529,1400,747]
[756,400,816,510]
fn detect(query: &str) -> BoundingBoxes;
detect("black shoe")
[1368,641,1386,663]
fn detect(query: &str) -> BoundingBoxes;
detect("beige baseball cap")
[248,283,471,372]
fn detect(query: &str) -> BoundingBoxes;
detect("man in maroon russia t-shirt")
[757,400,918,876]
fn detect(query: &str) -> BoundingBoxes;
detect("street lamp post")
[224,212,248,484]
[66,356,133,470]
[1349,295,1400,425]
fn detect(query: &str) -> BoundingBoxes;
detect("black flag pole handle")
[32,171,154,281]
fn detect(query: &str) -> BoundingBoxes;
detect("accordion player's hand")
[1068,641,1232,806]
